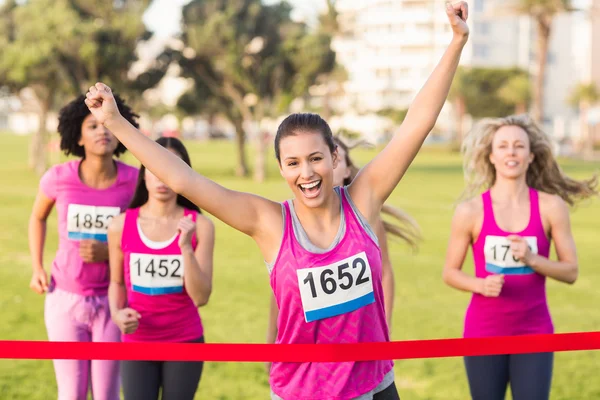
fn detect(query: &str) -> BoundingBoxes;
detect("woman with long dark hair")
[107,137,214,400]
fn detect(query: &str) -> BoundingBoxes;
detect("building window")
[474,22,490,35]
[473,44,488,58]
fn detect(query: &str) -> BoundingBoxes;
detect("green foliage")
[450,66,531,118]
[568,83,600,108]
[175,0,336,119]
[0,0,155,98]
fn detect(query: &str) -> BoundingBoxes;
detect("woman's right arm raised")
[85,83,281,240]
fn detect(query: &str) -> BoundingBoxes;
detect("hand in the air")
[445,1,469,40]
[84,82,122,126]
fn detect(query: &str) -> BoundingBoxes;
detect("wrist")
[32,264,45,272]
[473,278,484,294]
[104,114,126,131]
[180,243,194,253]
[450,34,469,47]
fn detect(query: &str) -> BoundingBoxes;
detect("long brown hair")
[334,137,422,249]
[460,114,598,205]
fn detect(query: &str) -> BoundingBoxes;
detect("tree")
[449,67,531,148]
[498,74,532,114]
[175,0,336,181]
[0,0,154,175]
[568,82,600,160]
[506,0,574,123]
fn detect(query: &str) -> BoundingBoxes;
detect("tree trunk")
[233,118,249,177]
[28,89,53,176]
[453,96,466,151]
[253,101,267,183]
[533,18,551,124]
[580,102,593,160]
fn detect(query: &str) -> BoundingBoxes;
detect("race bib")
[129,253,184,295]
[67,204,120,242]
[484,235,538,275]
[296,251,375,323]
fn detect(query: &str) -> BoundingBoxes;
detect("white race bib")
[129,253,184,295]
[67,204,120,242]
[484,235,538,275]
[296,251,375,323]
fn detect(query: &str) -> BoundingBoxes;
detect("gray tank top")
[266,186,378,273]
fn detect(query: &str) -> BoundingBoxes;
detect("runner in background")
[442,114,598,400]
[28,94,139,400]
[108,137,214,400]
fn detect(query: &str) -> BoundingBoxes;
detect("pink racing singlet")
[269,187,393,400]
[120,207,203,343]
[39,159,138,296]
[464,188,553,338]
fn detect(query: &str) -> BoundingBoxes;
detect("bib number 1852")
[296,251,375,323]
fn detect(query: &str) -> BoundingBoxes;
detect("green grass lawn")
[0,132,599,399]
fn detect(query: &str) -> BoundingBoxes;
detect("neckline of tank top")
[287,188,346,254]
[74,158,123,192]
[136,220,179,250]
[486,187,535,235]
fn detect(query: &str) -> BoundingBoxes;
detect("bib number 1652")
[302,257,370,298]
[296,251,375,323]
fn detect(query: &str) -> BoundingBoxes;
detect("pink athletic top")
[464,188,554,338]
[120,207,203,343]
[39,159,138,296]
[269,187,393,400]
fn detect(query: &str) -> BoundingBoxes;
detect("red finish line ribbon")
[1,332,599,362]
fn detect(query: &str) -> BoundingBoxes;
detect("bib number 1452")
[296,251,375,323]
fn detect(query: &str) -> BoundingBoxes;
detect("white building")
[331,0,597,140]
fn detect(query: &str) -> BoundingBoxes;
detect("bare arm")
[442,202,485,294]
[84,85,282,245]
[265,293,279,373]
[107,214,127,317]
[511,197,578,284]
[28,190,54,294]
[375,220,395,331]
[181,215,215,307]
[107,214,141,334]
[349,2,469,223]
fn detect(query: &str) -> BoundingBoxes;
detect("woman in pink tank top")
[442,114,598,400]
[107,137,214,400]
[265,136,423,371]
[28,94,139,400]
[84,4,469,398]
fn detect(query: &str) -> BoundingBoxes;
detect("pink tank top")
[39,159,138,296]
[120,207,203,343]
[464,188,553,338]
[269,187,393,400]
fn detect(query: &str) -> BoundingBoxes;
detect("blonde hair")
[461,114,598,205]
[334,136,422,249]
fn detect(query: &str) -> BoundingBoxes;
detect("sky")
[143,0,325,39]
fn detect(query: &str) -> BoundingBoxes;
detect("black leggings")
[373,382,400,400]
[121,336,205,400]
[464,353,553,400]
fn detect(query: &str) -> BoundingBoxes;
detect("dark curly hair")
[57,94,140,158]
